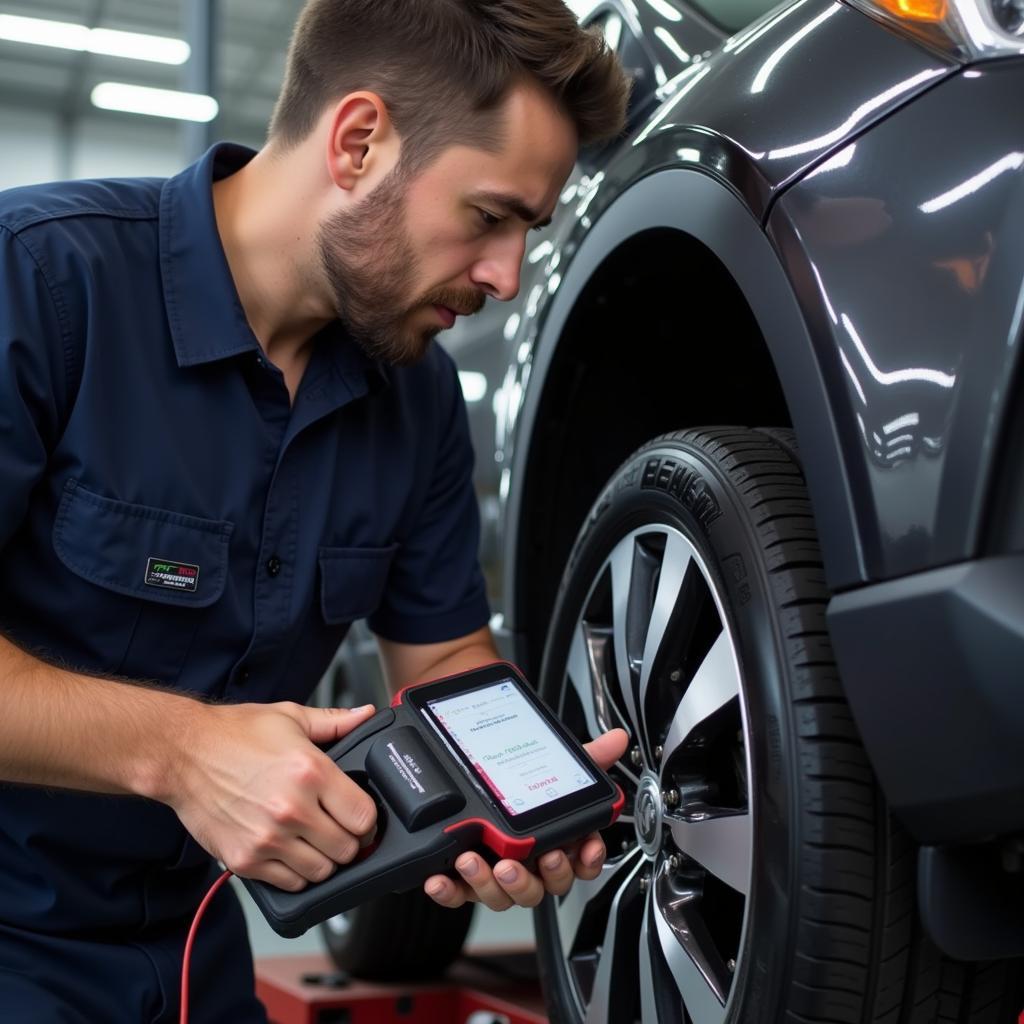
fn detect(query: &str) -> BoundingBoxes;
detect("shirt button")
[266,555,282,577]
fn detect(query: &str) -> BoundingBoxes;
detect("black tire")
[320,888,475,981]
[533,428,1023,1023]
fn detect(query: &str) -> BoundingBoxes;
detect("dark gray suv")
[437,0,1024,1019]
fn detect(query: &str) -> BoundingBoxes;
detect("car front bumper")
[827,552,1024,845]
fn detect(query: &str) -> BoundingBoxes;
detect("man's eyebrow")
[474,191,553,229]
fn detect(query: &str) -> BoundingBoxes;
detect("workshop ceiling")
[0,0,305,140]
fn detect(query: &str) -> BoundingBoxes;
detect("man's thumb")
[303,704,377,745]
[583,728,629,771]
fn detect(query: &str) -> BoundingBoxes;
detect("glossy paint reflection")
[491,0,955,507]
[768,64,1024,577]
[447,0,1016,611]
[623,0,954,211]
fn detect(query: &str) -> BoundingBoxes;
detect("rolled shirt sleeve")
[367,349,491,644]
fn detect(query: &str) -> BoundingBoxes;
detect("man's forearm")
[405,641,502,690]
[0,632,388,889]
[0,633,202,800]
[378,626,503,695]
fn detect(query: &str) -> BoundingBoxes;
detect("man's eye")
[478,209,502,228]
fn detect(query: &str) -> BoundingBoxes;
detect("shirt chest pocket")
[53,480,233,683]
[318,544,398,625]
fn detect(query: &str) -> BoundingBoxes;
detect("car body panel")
[767,59,1024,581]
[443,0,957,619]
[499,168,865,623]
[621,0,954,216]
[492,0,958,615]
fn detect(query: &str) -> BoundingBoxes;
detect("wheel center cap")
[635,774,663,859]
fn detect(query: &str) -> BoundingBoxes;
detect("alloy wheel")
[549,523,754,1024]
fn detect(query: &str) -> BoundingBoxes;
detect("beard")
[316,167,485,367]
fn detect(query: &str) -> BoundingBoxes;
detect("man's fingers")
[454,853,514,911]
[243,859,308,893]
[300,806,367,866]
[537,849,575,897]
[582,728,629,771]
[317,766,378,841]
[291,703,377,746]
[276,836,340,885]
[424,874,472,908]
[572,834,607,881]
[492,859,546,908]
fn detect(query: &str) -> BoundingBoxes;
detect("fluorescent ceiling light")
[0,14,189,65]
[645,0,683,21]
[91,83,218,123]
[89,27,189,64]
[458,372,487,403]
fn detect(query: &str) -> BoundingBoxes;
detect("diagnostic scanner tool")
[243,661,624,937]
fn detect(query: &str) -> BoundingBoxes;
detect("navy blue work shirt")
[0,144,490,938]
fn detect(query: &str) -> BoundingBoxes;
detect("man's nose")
[470,242,524,303]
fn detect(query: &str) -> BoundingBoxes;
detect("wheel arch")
[504,169,865,676]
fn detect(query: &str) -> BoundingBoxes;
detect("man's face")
[317,83,577,366]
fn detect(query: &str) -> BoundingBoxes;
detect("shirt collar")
[158,141,389,393]
[159,142,260,367]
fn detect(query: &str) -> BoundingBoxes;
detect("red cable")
[180,868,234,1024]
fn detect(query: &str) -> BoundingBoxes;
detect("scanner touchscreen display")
[425,678,595,816]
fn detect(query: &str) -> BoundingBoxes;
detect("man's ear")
[325,91,398,192]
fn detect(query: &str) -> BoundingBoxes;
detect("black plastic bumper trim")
[918,843,1024,961]
[828,553,1024,843]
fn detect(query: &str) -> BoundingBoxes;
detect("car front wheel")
[534,427,1022,1023]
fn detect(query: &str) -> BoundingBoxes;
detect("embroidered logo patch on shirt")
[144,557,200,593]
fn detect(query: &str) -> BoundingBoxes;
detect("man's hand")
[164,701,379,892]
[422,728,629,910]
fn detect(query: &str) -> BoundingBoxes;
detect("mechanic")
[0,1,630,1021]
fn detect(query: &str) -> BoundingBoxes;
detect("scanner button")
[366,727,465,831]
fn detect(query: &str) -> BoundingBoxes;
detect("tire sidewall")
[536,438,802,1024]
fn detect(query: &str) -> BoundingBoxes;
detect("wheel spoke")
[660,631,739,771]
[567,621,603,742]
[582,856,646,1024]
[652,868,728,1024]
[638,532,693,745]
[639,898,660,1024]
[556,847,644,961]
[567,620,641,787]
[667,808,752,895]
[610,538,644,745]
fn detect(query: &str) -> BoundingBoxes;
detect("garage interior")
[2,0,1022,1022]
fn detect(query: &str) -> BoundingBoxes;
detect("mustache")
[422,287,487,318]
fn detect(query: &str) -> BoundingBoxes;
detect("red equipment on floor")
[255,947,548,1024]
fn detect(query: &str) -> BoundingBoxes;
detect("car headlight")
[843,0,1024,60]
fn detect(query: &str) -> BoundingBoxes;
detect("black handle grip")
[242,708,467,937]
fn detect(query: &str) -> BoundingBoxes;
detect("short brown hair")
[269,0,630,172]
